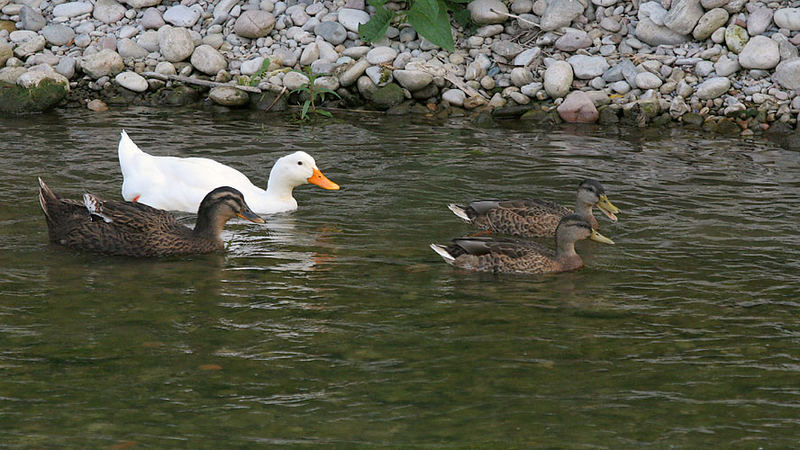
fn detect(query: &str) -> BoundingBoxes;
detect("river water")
[1,107,798,446]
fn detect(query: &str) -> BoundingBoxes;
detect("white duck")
[118,130,339,214]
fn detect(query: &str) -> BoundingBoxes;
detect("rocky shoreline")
[2,0,800,135]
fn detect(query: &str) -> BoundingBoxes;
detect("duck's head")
[556,214,615,246]
[271,151,339,191]
[196,187,265,234]
[577,179,619,222]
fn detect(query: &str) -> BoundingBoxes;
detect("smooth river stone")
[774,8,800,31]
[692,8,728,41]
[53,2,93,17]
[774,57,800,90]
[468,0,509,25]
[557,90,598,123]
[544,60,572,98]
[696,76,730,99]
[738,36,779,69]
[115,71,148,91]
[663,0,704,35]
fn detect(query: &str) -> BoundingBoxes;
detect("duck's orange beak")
[307,167,339,190]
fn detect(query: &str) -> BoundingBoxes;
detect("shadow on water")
[1,107,799,446]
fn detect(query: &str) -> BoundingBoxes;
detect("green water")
[1,107,798,447]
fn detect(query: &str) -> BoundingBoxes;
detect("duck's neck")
[265,172,297,202]
[574,201,598,229]
[554,240,583,271]
[192,212,226,241]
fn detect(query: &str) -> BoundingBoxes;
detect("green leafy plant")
[237,57,272,87]
[358,0,473,51]
[290,67,340,122]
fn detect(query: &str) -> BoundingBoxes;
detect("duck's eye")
[297,161,303,165]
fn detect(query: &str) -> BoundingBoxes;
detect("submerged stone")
[0,79,69,114]
[368,83,404,110]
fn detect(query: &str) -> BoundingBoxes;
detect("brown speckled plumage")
[449,179,619,238]
[431,215,614,275]
[38,179,264,257]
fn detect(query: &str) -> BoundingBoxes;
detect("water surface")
[1,107,798,446]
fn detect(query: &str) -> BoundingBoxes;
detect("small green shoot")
[290,67,340,122]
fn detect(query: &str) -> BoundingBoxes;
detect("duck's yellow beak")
[596,194,619,222]
[307,167,340,190]
[238,206,265,224]
[589,229,614,245]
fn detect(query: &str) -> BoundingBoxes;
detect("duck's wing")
[457,198,570,237]
[119,132,260,212]
[450,236,551,258]
[84,195,182,234]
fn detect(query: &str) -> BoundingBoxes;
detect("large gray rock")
[272,47,297,67]
[208,86,249,106]
[141,7,165,29]
[234,10,276,38]
[137,30,159,52]
[636,17,690,45]
[13,35,46,58]
[664,0,704,35]
[117,38,148,58]
[42,24,76,46]
[567,54,609,79]
[93,0,126,24]
[544,60,572,98]
[738,36,779,69]
[714,54,740,76]
[55,56,76,79]
[555,29,591,51]
[337,8,370,32]
[635,72,662,89]
[158,26,194,62]
[540,0,584,31]
[53,2,93,18]
[115,71,148,92]
[692,8,728,41]
[468,0,509,25]
[442,88,466,106]
[393,69,433,91]
[283,71,309,90]
[314,21,346,45]
[339,59,369,86]
[696,77,730,99]
[212,0,238,23]
[19,5,46,31]
[774,8,800,31]
[747,7,773,36]
[366,46,398,65]
[774,57,800,90]
[190,44,227,75]
[17,65,69,90]
[163,4,201,27]
[81,49,124,78]
[639,1,667,26]
[557,90,598,123]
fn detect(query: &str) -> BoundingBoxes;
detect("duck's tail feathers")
[430,244,456,265]
[118,129,144,168]
[38,177,57,220]
[447,204,472,223]
[83,194,113,223]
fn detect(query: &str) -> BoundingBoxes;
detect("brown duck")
[430,214,614,274]
[447,179,620,238]
[38,178,265,257]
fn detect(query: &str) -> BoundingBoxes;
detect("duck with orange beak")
[118,130,339,215]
